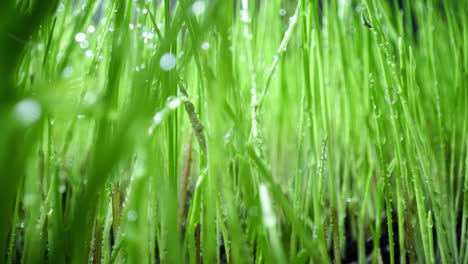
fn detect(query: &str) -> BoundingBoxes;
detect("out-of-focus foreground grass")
[0,0,467,263]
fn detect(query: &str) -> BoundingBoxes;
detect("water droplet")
[201,42,210,50]
[84,92,97,105]
[312,225,318,239]
[80,40,89,49]
[61,66,73,79]
[386,244,391,252]
[75,32,86,42]
[88,25,96,33]
[192,1,206,16]
[384,89,397,104]
[272,55,279,63]
[223,130,232,144]
[167,97,181,109]
[142,31,150,39]
[279,8,286,16]
[14,99,42,126]
[57,3,65,12]
[85,50,94,57]
[153,111,164,124]
[142,8,148,15]
[240,10,250,23]
[129,24,135,30]
[59,185,66,193]
[128,210,138,222]
[373,107,381,118]
[159,53,176,71]
[346,197,352,203]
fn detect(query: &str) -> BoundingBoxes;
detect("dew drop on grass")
[384,89,397,104]
[240,10,250,23]
[312,225,318,239]
[373,107,381,118]
[14,99,42,126]
[142,8,148,15]
[223,130,232,143]
[167,97,181,109]
[279,8,286,16]
[84,92,97,105]
[128,210,138,222]
[57,3,65,12]
[272,55,279,64]
[159,53,176,71]
[61,66,73,79]
[192,1,206,16]
[85,50,94,58]
[88,25,96,33]
[75,32,86,42]
[201,42,210,50]
[59,185,66,193]
[141,31,154,40]
[153,111,164,124]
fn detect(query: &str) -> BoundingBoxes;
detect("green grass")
[0,0,467,263]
